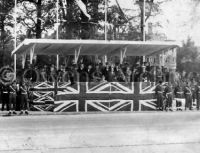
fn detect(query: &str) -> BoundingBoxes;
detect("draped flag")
[75,0,91,20]
[115,0,128,22]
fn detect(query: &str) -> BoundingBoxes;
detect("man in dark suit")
[155,80,164,110]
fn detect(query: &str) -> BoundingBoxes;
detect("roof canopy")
[12,39,180,56]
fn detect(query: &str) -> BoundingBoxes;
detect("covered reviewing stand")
[12,39,180,112]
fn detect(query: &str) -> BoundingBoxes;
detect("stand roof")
[12,39,180,56]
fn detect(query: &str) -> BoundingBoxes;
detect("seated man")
[78,63,88,82]
[86,64,93,82]
[115,64,125,82]
[93,65,102,82]
[125,67,132,82]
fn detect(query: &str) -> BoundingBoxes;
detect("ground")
[0,111,200,153]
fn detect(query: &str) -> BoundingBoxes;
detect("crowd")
[23,61,174,84]
[155,79,200,111]
[1,59,200,115]
[0,80,30,115]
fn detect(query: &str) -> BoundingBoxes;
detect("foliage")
[0,0,15,66]
[177,37,200,72]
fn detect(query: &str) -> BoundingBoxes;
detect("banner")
[75,0,91,19]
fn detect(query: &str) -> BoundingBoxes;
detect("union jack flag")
[30,81,160,112]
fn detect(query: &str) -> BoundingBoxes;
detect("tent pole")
[14,54,16,79]
[105,0,108,41]
[142,0,146,64]
[120,50,123,64]
[14,0,17,80]
[56,54,59,70]
[56,0,59,40]
[105,55,107,64]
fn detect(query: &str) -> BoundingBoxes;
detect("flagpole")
[143,0,145,41]
[142,0,146,64]
[56,0,59,40]
[105,0,108,41]
[14,0,17,80]
[56,0,59,70]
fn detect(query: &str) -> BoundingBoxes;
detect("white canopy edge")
[12,39,181,56]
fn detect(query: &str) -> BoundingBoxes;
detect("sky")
[111,0,200,46]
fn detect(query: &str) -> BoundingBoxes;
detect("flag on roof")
[75,0,91,20]
[115,0,128,22]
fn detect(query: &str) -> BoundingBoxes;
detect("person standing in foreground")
[7,82,17,115]
[164,82,173,111]
[174,82,184,110]
[196,81,200,110]
[184,82,192,110]
[155,80,164,110]
[16,82,29,115]
[1,84,10,111]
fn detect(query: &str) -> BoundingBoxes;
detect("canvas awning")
[12,39,180,56]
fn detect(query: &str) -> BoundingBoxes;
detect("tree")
[17,0,55,39]
[0,0,14,66]
[58,0,105,39]
[135,0,166,41]
[177,37,200,72]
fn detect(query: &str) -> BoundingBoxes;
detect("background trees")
[177,37,200,72]
[0,0,200,73]
[0,0,14,66]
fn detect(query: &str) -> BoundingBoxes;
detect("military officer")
[174,82,184,110]
[164,82,173,111]
[196,81,200,110]
[184,82,192,110]
[155,80,164,110]
[8,81,17,115]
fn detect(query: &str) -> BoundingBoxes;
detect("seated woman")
[40,67,47,82]
[124,66,132,82]
[115,65,125,82]
[50,64,56,82]
[93,65,102,82]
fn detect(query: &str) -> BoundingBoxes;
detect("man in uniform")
[184,82,192,110]
[1,84,10,111]
[20,82,29,115]
[191,78,197,107]
[16,82,29,115]
[164,82,173,111]
[174,82,184,110]
[196,81,200,110]
[155,80,164,110]
[8,81,17,115]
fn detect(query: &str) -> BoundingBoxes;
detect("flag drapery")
[75,0,91,20]
[115,0,128,22]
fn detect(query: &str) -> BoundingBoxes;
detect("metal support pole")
[14,0,17,80]
[56,0,59,40]
[142,0,146,64]
[56,54,59,70]
[56,0,59,70]
[105,0,108,41]
[143,0,146,42]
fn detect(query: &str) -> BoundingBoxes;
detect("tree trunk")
[80,0,90,39]
[36,0,42,38]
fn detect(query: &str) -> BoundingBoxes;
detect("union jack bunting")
[57,82,80,95]
[85,99,133,112]
[139,82,167,94]
[32,82,54,104]
[139,99,157,111]
[30,82,175,112]
[138,82,168,111]
[54,100,79,112]
[86,82,134,94]
[31,82,55,111]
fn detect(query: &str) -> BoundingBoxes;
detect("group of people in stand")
[0,81,30,115]
[28,60,173,84]
[155,78,200,111]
